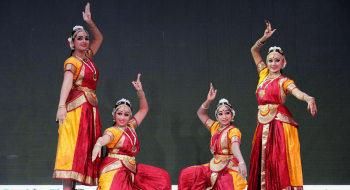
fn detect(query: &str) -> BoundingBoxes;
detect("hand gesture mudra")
[307,98,317,117]
[56,108,67,125]
[238,164,247,180]
[132,74,143,91]
[82,3,92,23]
[263,20,276,39]
[92,145,101,162]
[207,83,217,101]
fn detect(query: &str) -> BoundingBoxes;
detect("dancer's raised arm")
[83,3,103,57]
[251,20,276,65]
[197,83,217,125]
[132,74,149,126]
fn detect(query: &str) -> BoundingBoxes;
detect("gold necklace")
[117,126,137,153]
[258,73,281,97]
[74,54,97,81]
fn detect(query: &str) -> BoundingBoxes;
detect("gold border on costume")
[53,170,98,186]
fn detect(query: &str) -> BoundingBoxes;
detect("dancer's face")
[73,31,89,52]
[115,105,131,127]
[267,52,284,74]
[216,107,232,126]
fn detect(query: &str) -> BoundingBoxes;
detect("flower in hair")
[67,37,74,49]
[116,98,131,105]
[112,98,132,116]
[216,98,236,119]
[73,25,84,31]
[219,98,229,104]
[269,46,282,51]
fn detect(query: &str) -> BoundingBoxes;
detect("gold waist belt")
[258,104,280,112]
[74,86,96,94]
[108,153,135,163]
[213,154,233,161]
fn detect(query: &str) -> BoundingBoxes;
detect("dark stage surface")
[0,0,349,185]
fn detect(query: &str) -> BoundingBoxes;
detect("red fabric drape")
[248,120,290,190]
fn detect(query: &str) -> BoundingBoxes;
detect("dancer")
[92,74,171,190]
[248,21,317,190]
[178,83,247,190]
[53,3,103,189]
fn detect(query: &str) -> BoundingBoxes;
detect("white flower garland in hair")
[67,26,85,50]
[219,98,229,104]
[112,98,132,116]
[217,98,236,120]
[269,46,281,52]
[67,37,74,49]
[73,25,84,31]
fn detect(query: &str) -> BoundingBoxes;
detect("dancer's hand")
[262,20,276,41]
[92,144,101,162]
[207,83,217,101]
[307,98,317,117]
[56,107,67,125]
[82,3,92,23]
[132,74,143,91]
[238,164,247,180]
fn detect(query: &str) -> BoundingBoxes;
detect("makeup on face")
[73,32,89,50]
[115,106,131,127]
[267,53,284,73]
[217,107,232,125]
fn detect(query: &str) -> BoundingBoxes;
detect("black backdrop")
[0,0,349,185]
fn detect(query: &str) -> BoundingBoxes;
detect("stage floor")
[0,185,350,190]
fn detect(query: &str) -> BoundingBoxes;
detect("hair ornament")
[219,98,229,105]
[67,37,74,49]
[215,98,235,122]
[68,25,89,49]
[268,46,287,69]
[112,98,133,120]
[73,25,84,31]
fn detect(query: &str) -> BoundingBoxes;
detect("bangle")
[238,162,246,165]
[256,39,265,48]
[95,142,102,147]
[201,104,209,109]
[137,91,145,99]
[58,104,66,108]
[86,22,97,31]
[306,96,315,103]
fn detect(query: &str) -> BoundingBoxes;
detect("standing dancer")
[53,3,103,189]
[248,21,317,190]
[178,83,247,190]
[92,74,171,190]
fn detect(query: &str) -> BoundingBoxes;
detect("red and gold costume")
[53,49,101,185]
[178,119,247,190]
[97,119,171,190]
[248,61,303,190]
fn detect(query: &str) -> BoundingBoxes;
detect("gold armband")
[201,104,209,109]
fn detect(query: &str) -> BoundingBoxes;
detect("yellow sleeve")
[228,128,241,144]
[228,128,242,153]
[206,118,220,135]
[257,68,269,87]
[283,79,297,94]
[63,57,82,80]
[104,127,124,149]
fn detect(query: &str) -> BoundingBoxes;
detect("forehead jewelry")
[74,54,97,81]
